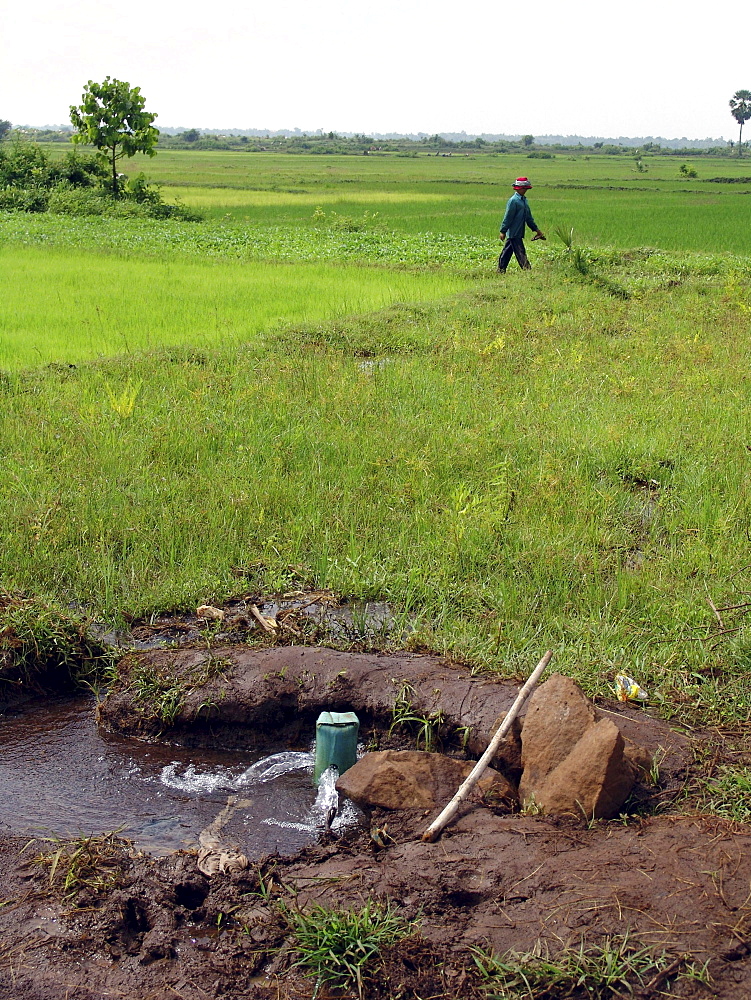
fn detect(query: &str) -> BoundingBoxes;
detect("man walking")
[498,176,545,273]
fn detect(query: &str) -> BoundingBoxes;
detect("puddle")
[90,595,404,651]
[0,699,360,857]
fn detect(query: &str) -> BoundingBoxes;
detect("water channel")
[0,698,359,857]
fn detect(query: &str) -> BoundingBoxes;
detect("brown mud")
[1,646,750,999]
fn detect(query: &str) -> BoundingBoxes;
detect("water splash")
[235,751,313,786]
[159,763,235,794]
[312,765,340,827]
[159,751,313,795]
[159,751,362,847]
[263,763,363,835]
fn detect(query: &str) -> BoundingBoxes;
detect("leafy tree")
[69,77,159,196]
[181,129,200,142]
[729,90,751,157]
[522,134,534,147]
[0,120,11,140]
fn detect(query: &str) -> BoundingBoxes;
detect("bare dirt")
[2,645,750,999]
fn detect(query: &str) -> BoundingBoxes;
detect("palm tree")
[729,90,751,157]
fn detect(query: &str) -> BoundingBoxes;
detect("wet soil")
[91,592,400,654]
[2,811,751,999]
[1,647,750,999]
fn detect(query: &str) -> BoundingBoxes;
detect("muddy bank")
[0,595,109,711]
[2,808,751,999]
[99,646,689,783]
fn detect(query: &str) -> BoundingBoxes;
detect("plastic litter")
[614,674,649,702]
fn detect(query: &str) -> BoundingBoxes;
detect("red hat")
[513,177,532,189]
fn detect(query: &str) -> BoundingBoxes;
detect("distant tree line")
[7,126,743,158]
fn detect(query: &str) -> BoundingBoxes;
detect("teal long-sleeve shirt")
[500,191,538,239]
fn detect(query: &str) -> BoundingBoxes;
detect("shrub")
[0,186,49,212]
[51,150,107,188]
[0,139,201,220]
[0,139,53,188]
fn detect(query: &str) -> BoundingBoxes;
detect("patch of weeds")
[552,227,630,300]
[696,765,751,823]
[131,652,232,726]
[132,664,186,725]
[327,605,407,653]
[286,900,414,1000]
[389,679,445,751]
[28,832,128,905]
[471,934,698,999]
[195,654,233,683]
[0,593,112,693]
[570,248,630,299]
[519,794,544,817]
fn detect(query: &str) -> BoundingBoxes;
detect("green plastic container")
[314,711,359,783]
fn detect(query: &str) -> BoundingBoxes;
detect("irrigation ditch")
[1,594,751,998]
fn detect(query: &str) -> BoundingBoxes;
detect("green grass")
[696,766,751,823]
[288,900,413,999]
[2,149,751,736]
[0,245,467,368]
[1,257,751,729]
[471,935,709,998]
[106,149,751,253]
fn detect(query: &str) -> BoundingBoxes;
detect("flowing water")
[0,699,360,856]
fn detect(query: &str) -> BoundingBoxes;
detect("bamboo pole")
[421,650,553,842]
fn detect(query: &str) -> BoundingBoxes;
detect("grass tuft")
[0,593,111,695]
[29,832,129,904]
[287,900,413,999]
[471,934,707,998]
[132,663,186,725]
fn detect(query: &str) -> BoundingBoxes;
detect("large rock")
[519,674,639,820]
[336,750,517,812]
[518,674,597,799]
[530,719,635,820]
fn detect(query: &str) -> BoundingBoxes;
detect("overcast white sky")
[2,0,748,139]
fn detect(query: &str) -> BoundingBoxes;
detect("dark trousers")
[498,237,530,273]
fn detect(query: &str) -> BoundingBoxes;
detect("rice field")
[0,245,466,369]
[105,149,751,253]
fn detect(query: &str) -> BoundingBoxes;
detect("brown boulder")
[336,750,517,812]
[518,674,598,801]
[530,719,635,820]
[519,674,639,820]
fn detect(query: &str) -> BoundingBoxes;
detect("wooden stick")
[249,603,278,633]
[421,650,553,843]
[706,594,725,630]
